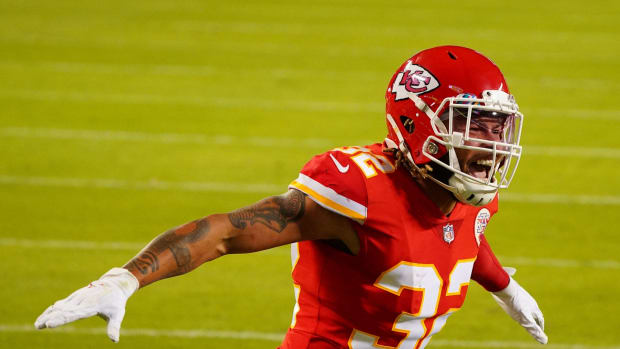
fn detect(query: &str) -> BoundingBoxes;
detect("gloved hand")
[492,275,547,344]
[34,267,139,342]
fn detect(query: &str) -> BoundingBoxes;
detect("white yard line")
[0,324,283,342]
[0,26,617,59]
[1,324,618,348]
[0,238,617,270]
[0,89,380,113]
[2,60,618,89]
[0,237,285,256]
[530,108,620,121]
[500,192,620,205]
[1,174,619,206]
[0,175,284,194]
[0,237,145,251]
[0,60,380,81]
[3,127,620,159]
[0,127,340,148]
[430,338,620,349]
[525,145,620,160]
[3,88,620,115]
[498,256,620,269]
[1,76,619,117]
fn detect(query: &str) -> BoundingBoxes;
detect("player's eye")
[469,119,486,131]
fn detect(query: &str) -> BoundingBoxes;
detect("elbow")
[209,213,236,257]
[215,240,229,257]
[204,213,258,256]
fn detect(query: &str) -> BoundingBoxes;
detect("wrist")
[493,276,518,299]
[100,267,139,298]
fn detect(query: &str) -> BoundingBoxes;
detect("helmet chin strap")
[385,114,497,207]
[449,174,497,206]
[444,134,496,206]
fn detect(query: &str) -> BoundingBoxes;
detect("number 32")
[349,259,475,349]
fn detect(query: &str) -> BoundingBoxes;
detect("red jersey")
[282,144,504,349]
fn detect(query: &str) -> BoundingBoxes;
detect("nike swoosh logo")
[329,153,349,173]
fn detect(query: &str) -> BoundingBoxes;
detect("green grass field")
[1,0,619,348]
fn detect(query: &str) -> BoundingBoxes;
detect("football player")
[35,46,547,348]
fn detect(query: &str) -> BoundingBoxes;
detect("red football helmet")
[384,46,523,206]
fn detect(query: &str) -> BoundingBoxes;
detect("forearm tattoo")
[127,218,210,277]
[128,251,159,274]
[227,190,306,233]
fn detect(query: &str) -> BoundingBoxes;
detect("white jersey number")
[333,146,395,178]
[349,260,475,349]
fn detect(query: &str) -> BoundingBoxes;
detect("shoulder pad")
[289,148,369,223]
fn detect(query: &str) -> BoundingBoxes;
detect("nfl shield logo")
[442,223,455,244]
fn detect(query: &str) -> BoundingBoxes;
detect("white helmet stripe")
[386,114,405,144]
[407,92,434,119]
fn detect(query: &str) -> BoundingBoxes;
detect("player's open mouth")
[466,158,494,179]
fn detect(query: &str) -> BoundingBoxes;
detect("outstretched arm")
[34,189,357,341]
[123,189,306,287]
[124,188,354,287]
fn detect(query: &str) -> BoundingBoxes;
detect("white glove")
[492,276,548,344]
[34,268,139,342]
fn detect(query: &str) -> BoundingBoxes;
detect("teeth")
[475,159,493,167]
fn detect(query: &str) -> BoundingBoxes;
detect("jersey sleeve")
[471,194,508,292]
[487,193,499,215]
[471,235,509,291]
[289,150,368,224]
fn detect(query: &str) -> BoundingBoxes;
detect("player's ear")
[399,115,415,133]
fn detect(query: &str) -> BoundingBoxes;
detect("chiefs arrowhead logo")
[391,62,440,101]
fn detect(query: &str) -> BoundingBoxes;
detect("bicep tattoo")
[227,189,306,233]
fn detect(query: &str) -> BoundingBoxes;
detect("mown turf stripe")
[1,238,617,270]
[3,127,620,159]
[1,324,618,348]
